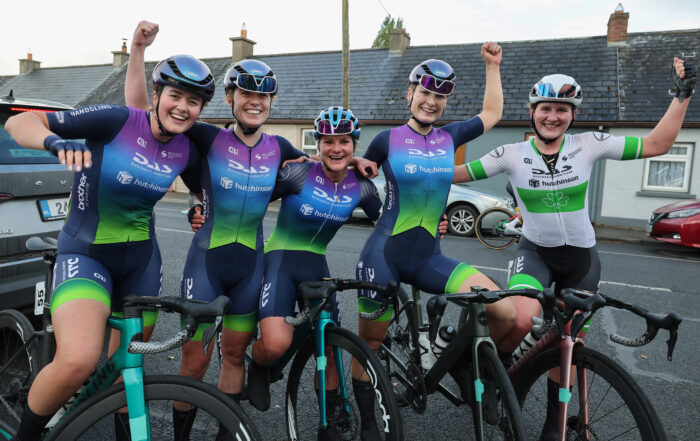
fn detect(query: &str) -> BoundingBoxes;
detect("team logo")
[489,146,505,158]
[529,179,540,188]
[568,146,582,160]
[117,171,133,185]
[260,282,272,308]
[524,158,532,164]
[93,272,106,283]
[405,138,415,145]
[67,257,79,278]
[183,278,194,299]
[593,132,612,141]
[300,204,314,215]
[562,155,568,161]
[76,173,89,210]
[137,137,147,148]
[56,112,65,124]
[254,151,275,160]
[228,146,238,155]
[133,152,172,174]
[532,165,572,175]
[227,159,270,174]
[315,175,325,185]
[542,191,569,209]
[161,150,183,159]
[408,148,446,158]
[313,187,352,204]
[220,177,233,189]
[405,164,418,174]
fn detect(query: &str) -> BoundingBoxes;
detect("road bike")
[474,207,521,250]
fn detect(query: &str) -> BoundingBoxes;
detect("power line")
[376,0,391,16]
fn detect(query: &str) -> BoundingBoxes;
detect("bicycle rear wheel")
[0,310,39,433]
[514,346,667,441]
[286,326,403,440]
[475,207,518,250]
[45,375,261,441]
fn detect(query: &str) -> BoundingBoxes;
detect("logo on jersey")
[300,204,314,215]
[161,150,183,159]
[567,146,582,160]
[313,187,352,204]
[593,132,612,141]
[489,146,505,158]
[117,171,133,185]
[529,179,540,188]
[183,278,194,299]
[408,148,447,158]
[532,165,572,176]
[228,146,238,155]
[93,272,106,283]
[67,257,79,278]
[562,155,568,161]
[260,282,272,308]
[315,175,325,185]
[56,112,65,124]
[254,151,275,161]
[542,191,569,209]
[137,137,147,148]
[405,164,418,174]
[220,177,233,189]
[405,138,415,145]
[357,260,363,269]
[76,173,89,210]
[227,159,270,174]
[515,256,524,274]
[133,152,173,174]
[524,158,532,164]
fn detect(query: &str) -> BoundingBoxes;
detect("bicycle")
[249,278,404,441]
[0,237,261,441]
[474,207,521,250]
[377,284,527,441]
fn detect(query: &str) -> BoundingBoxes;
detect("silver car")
[354,176,512,237]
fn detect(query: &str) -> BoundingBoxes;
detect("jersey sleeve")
[270,161,311,201]
[276,136,308,161]
[47,105,128,144]
[362,130,390,164]
[356,172,383,222]
[578,132,644,161]
[464,144,513,181]
[185,121,220,157]
[179,141,202,194]
[442,117,485,150]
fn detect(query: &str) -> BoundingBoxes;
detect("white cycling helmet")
[529,74,582,107]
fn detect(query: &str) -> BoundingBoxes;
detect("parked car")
[0,91,72,313]
[353,176,512,237]
[647,199,700,248]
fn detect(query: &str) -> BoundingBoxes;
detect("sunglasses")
[316,119,355,135]
[234,73,277,94]
[418,74,455,96]
[535,83,577,99]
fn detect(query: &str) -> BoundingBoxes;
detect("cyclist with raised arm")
[453,58,696,440]
[354,43,515,439]
[5,51,214,441]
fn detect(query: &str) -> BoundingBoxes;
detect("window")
[642,143,693,192]
[301,129,317,155]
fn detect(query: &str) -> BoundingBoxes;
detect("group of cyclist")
[4,16,695,441]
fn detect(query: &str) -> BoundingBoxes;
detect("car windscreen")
[0,110,60,165]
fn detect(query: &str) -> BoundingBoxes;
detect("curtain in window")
[648,161,685,188]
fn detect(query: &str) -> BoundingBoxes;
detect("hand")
[672,57,696,102]
[281,156,310,168]
[352,157,378,178]
[132,20,159,49]
[438,213,448,238]
[43,135,91,171]
[481,42,502,66]
[187,204,205,232]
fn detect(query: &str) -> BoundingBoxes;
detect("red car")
[647,199,700,248]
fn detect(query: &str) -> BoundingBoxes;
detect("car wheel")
[446,204,478,237]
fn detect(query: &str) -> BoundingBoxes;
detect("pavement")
[161,191,657,246]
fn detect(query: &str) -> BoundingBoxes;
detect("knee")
[486,300,517,331]
[260,334,291,361]
[220,347,245,369]
[180,344,211,378]
[52,351,99,385]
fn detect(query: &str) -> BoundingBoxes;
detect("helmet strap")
[154,91,177,138]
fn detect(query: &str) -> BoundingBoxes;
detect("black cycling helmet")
[152,54,215,102]
[408,59,456,95]
[224,59,277,95]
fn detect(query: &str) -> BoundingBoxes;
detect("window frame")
[301,128,317,156]
[641,142,694,193]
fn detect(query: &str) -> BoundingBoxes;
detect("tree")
[372,15,404,48]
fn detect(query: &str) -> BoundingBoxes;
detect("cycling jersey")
[265,162,382,254]
[465,132,643,247]
[47,105,199,245]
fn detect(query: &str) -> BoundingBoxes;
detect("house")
[2,6,698,227]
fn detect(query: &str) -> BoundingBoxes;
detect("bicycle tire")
[514,346,668,441]
[475,207,518,250]
[286,326,403,441]
[0,310,39,433]
[466,343,527,441]
[45,375,262,441]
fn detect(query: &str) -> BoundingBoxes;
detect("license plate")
[38,197,69,221]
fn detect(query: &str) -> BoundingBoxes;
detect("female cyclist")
[453,58,695,440]
[5,51,215,441]
[353,42,514,439]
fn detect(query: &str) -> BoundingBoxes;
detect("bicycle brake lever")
[201,316,223,353]
[667,329,678,362]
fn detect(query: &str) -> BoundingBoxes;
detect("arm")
[454,145,509,183]
[125,20,159,110]
[453,164,473,183]
[475,42,503,132]
[640,58,695,158]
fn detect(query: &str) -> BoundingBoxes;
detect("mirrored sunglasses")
[419,74,455,96]
[316,119,355,135]
[536,83,577,99]
[235,73,277,94]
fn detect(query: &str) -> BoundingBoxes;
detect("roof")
[4,28,699,125]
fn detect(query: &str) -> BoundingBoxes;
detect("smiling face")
[152,86,203,135]
[228,88,272,128]
[530,102,576,141]
[407,84,448,125]
[319,134,355,176]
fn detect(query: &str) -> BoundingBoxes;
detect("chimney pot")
[241,22,247,39]
[19,53,41,74]
[27,52,32,60]
[112,40,130,69]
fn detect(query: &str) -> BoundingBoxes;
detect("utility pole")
[342,0,349,108]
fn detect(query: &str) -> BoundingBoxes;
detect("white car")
[354,177,512,237]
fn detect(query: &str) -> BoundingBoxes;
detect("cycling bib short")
[356,120,485,320]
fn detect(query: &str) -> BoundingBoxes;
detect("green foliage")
[372,15,404,48]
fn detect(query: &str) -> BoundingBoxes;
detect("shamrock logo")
[542,191,569,209]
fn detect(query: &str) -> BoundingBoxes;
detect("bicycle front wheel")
[45,375,261,441]
[0,309,39,433]
[515,346,667,441]
[475,207,518,250]
[286,326,403,441]
[466,343,527,441]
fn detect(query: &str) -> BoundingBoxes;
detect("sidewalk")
[161,192,655,245]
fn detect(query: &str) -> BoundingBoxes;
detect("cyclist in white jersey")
[454,58,695,440]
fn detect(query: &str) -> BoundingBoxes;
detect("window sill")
[636,190,696,199]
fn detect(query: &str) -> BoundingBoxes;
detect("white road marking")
[156,227,193,234]
[600,250,700,263]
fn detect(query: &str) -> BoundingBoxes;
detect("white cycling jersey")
[466,132,643,247]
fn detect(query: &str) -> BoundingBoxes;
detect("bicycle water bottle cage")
[426,295,448,344]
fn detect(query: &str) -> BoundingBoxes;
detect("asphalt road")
[149,199,700,440]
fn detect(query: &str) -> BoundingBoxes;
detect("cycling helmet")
[529,74,582,108]
[408,59,456,95]
[313,106,360,140]
[224,59,277,95]
[152,55,215,102]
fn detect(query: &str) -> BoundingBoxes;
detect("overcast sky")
[2,0,698,76]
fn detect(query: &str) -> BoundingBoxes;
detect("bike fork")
[557,337,591,441]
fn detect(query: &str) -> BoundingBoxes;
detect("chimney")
[389,28,410,57]
[230,23,256,63]
[607,3,629,46]
[19,52,41,74]
[112,39,130,68]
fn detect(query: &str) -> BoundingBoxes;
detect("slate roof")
[4,28,699,124]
